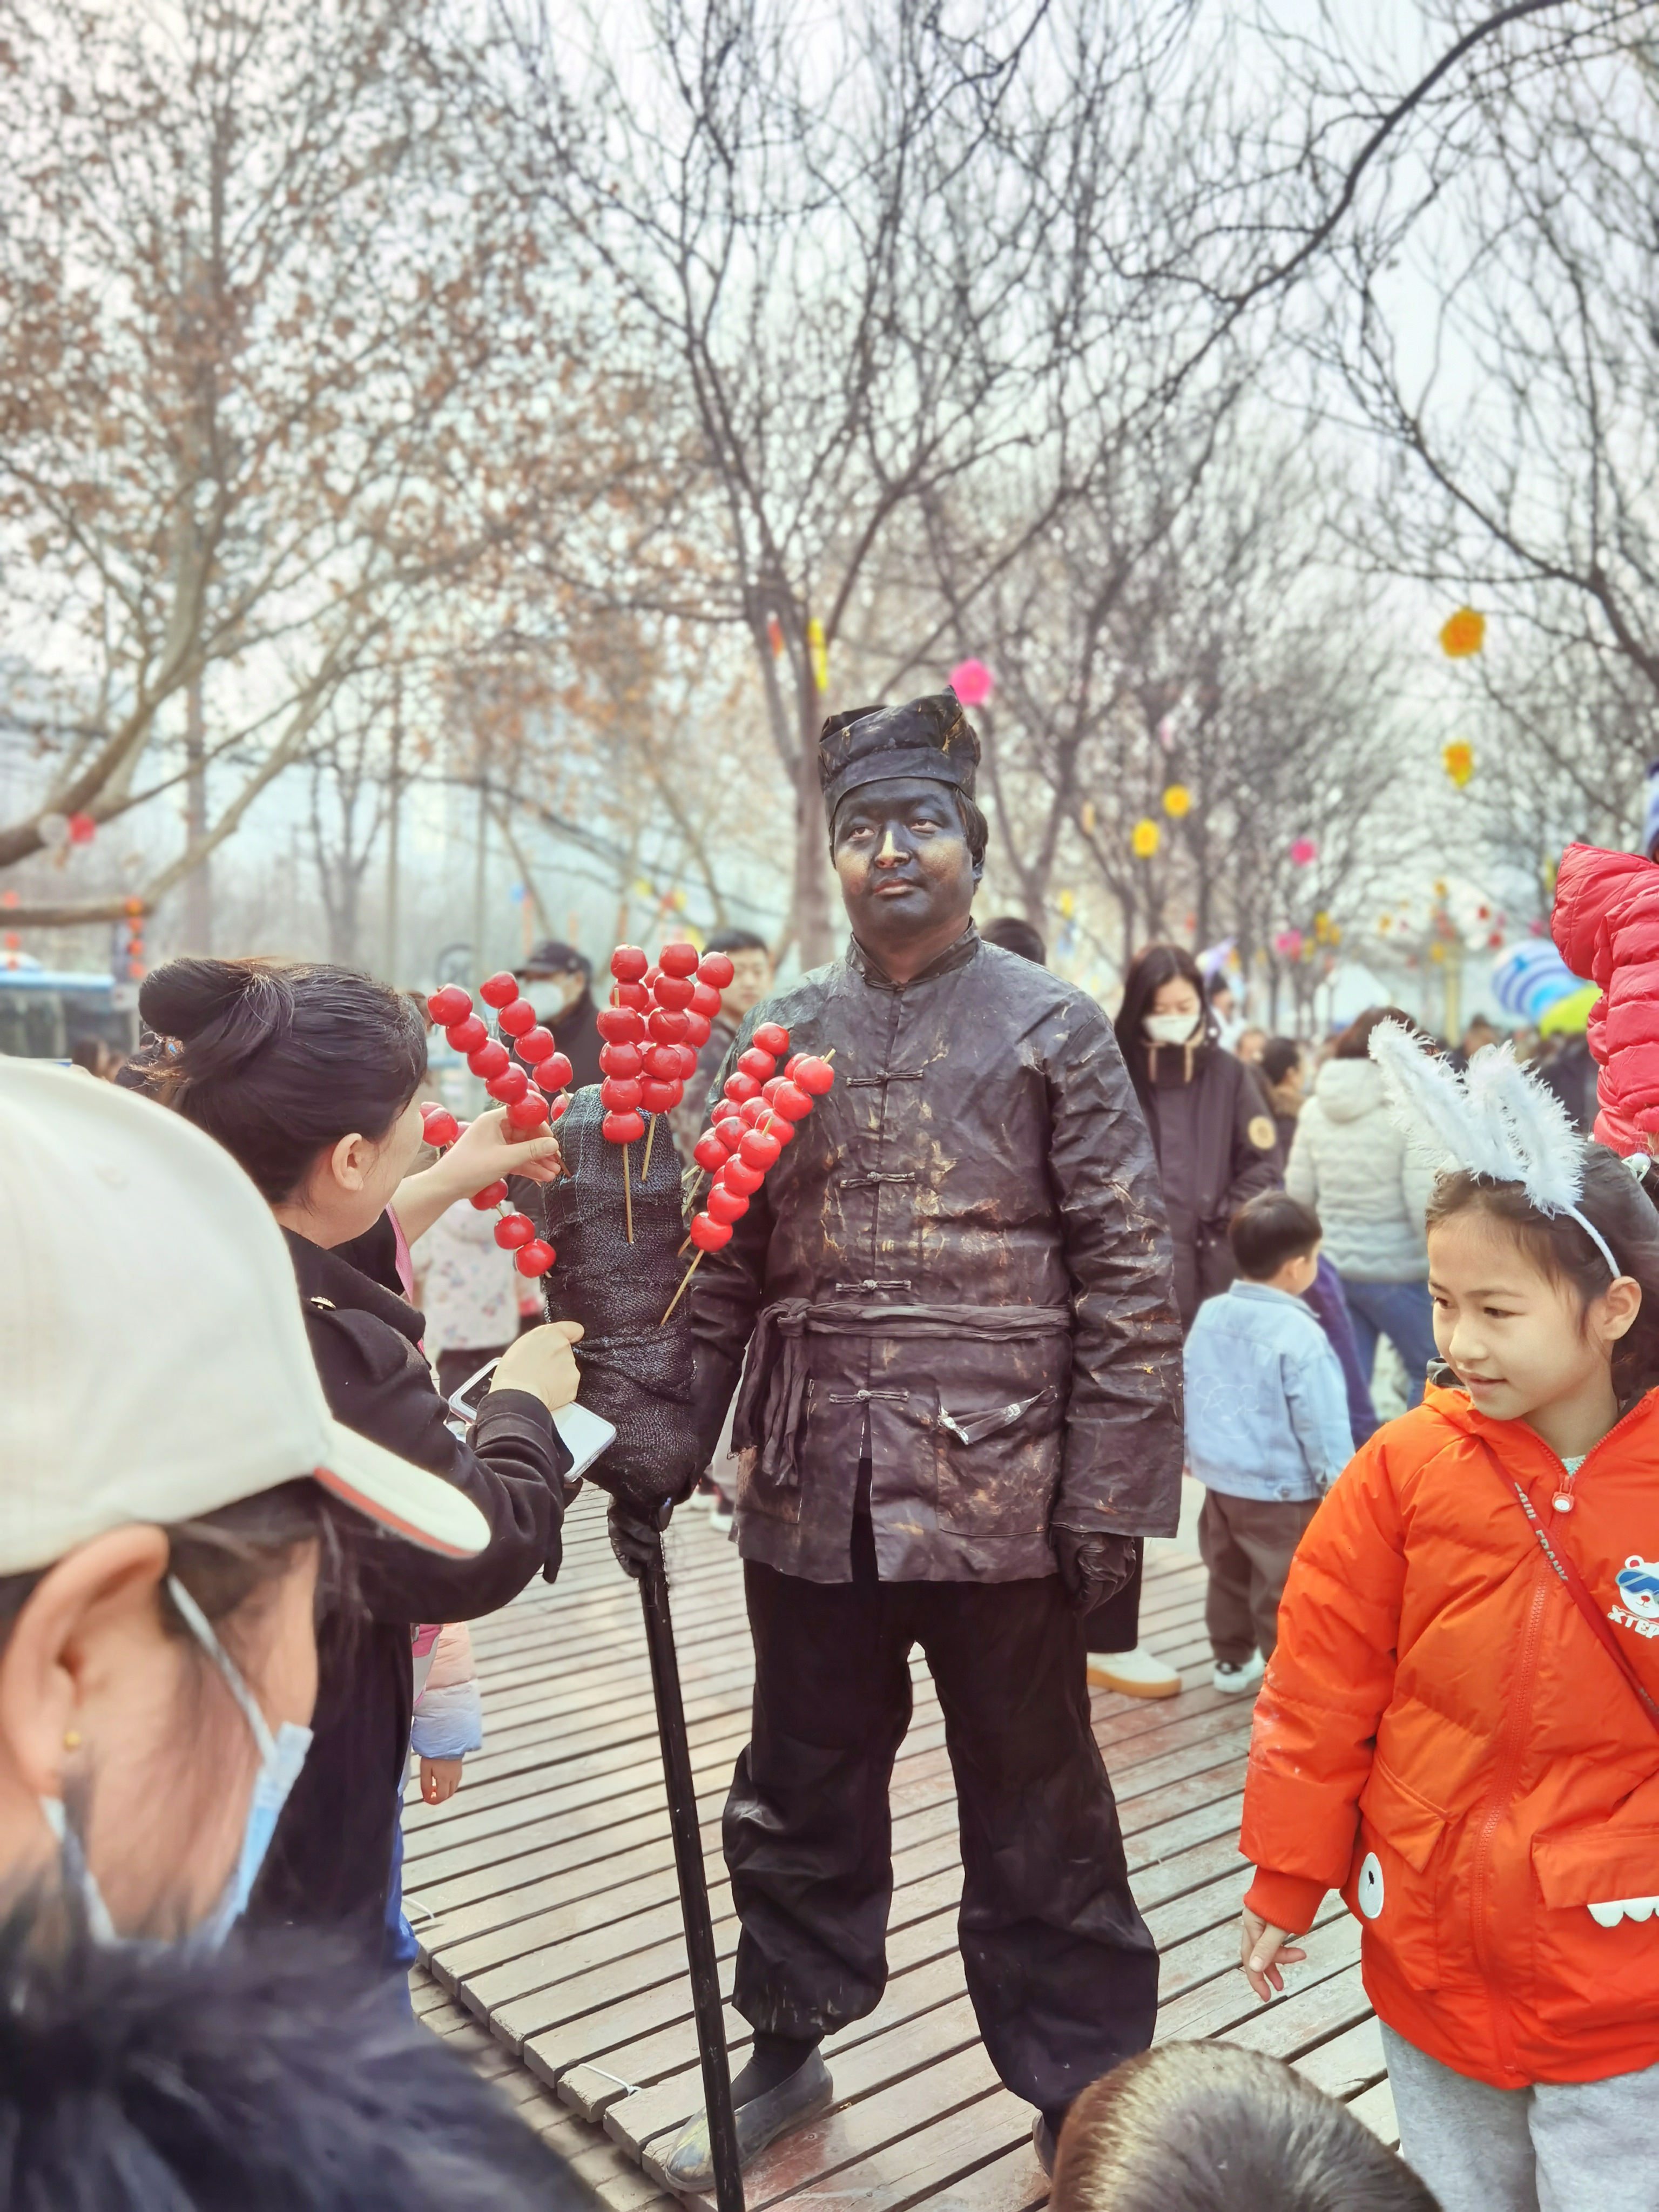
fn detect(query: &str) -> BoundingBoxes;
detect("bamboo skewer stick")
[660,1250,703,1325]
[641,1111,658,1179]
[623,1140,634,1244]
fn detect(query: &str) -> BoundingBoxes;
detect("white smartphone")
[444,1357,616,1481]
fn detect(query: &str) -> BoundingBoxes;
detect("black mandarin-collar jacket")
[248,1223,569,1950]
[688,929,1184,1584]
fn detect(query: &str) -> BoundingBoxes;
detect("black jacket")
[1123,1038,1282,1328]
[689,929,1184,1584]
[552,988,603,1090]
[248,1225,569,1950]
[0,1912,593,2210]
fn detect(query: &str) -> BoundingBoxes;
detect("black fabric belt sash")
[730,1298,1070,1489]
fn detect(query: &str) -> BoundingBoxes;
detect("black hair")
[980,915,1046,965]
[1259,1036,1304,1088]
[0,1483,333,1663]
[1206,970,1235,1002]
[703,928,770,957]
[139,958,427,1204]
[1052,2042,1438,2212]
[1230,1190,1322,1279]
[1336,1006,1424,1060]
[1426,1145,1659,1402]
[1114,943,1214,1068]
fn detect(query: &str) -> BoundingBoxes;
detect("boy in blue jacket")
[1185,1190,1354,1694]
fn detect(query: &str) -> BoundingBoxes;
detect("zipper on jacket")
[1467,1558,1547,2079]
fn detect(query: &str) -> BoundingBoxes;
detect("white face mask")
[41,1574,312,1952]
[1143,1009,1202,1047]
[525,979,578,1023]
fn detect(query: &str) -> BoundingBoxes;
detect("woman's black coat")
[247,1219,569,1952]
[1122,1038,1283,1328]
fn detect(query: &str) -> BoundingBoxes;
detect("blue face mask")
[41,1573,313,1950]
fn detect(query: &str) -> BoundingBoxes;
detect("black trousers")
[724,1516,1159,2114]
[1082,1540,1142,1655]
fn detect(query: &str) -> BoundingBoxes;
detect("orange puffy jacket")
[1551,840,1659,1152]
[1242,1384,1659,2088]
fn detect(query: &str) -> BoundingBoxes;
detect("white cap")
[0,1057,489,1572]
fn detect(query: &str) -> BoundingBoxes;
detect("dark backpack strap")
[1485,1446,1659,1738]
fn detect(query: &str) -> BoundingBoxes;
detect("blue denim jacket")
[1183,1282,1355,1502]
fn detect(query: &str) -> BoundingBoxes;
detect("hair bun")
[139,958,295,1075]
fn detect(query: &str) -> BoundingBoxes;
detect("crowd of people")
[5,693,1659,2211]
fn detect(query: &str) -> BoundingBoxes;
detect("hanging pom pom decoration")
[1289,837,1318,867]
[1439,607,1486,659]
[1162,784,1191,818]
[807,617,829,694]
[948,658,994,707]
[1131,818,1159,859]
[1443,740,1475,788]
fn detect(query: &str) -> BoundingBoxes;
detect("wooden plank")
[1291,2015,1387,2103]
[1346,2076,1400,2148]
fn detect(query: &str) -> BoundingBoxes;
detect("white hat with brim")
[0,1057,489,1574]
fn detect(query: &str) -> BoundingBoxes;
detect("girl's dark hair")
[1052,2042,1438,2212]
[1426,1145,1659,1402]
[138,958,427,1203]
[1114,944,1215,1064]
[1336,1006,1423,1060]
[0,1482,331,1674]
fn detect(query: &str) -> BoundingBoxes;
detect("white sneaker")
[709,1495,734,1534]
[1085,1645,1181,1699]
[1212,1652,1267,1695]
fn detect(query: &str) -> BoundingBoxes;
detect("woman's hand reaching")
[395,1105,564,1243]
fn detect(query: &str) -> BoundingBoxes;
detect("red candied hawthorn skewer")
[418,1100,555,1278]
[422,974,574,1277]
[664,1033,835,1321]
[599,946,651,1244]
[599,937,715,1238]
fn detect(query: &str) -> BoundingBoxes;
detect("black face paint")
[832,777,978,962]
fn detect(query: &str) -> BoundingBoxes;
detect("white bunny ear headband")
[1367,1019,1626,1280]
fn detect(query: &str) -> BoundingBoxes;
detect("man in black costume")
[658,690,1184,2184]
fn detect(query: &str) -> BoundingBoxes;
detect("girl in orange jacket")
[1238,1036,1659,2212]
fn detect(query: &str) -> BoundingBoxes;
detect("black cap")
[518,941,591,979]
[818,688,980,820]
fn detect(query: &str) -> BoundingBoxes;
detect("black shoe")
[657,2050,834,2191]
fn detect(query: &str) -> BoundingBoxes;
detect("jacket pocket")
[929,1380,1063,1537]
[1347,1757,1448,1991]
[1528,1823,1659,2036]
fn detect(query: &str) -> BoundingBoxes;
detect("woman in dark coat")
[139,957,585,1966]
[1084,944,1282,1701]
[1114,945,1282,1329]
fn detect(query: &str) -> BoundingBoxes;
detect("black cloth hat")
[818,689,980,819]
[518,940,591,979]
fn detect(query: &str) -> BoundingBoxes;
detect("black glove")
[607,1494,673,1580]
[1053,1528,1138,1615]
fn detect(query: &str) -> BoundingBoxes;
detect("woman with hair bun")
[139,956,585,1968]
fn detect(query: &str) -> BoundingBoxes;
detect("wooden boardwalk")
[406,1486,1396,2209]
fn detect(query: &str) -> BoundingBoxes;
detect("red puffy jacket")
[1242,1385,1659,2088]
[1552,841,1659,1150]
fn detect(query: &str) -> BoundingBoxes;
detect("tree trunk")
[792,633,835,970]
[383,680,402,982]
[183,675,212,953]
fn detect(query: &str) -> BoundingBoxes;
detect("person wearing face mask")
[0,1057,591,2210]
[137,957,586,1968]
[640,689,1183,2189]
[1116,944,1284,1331]
[516,940,603,1090]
